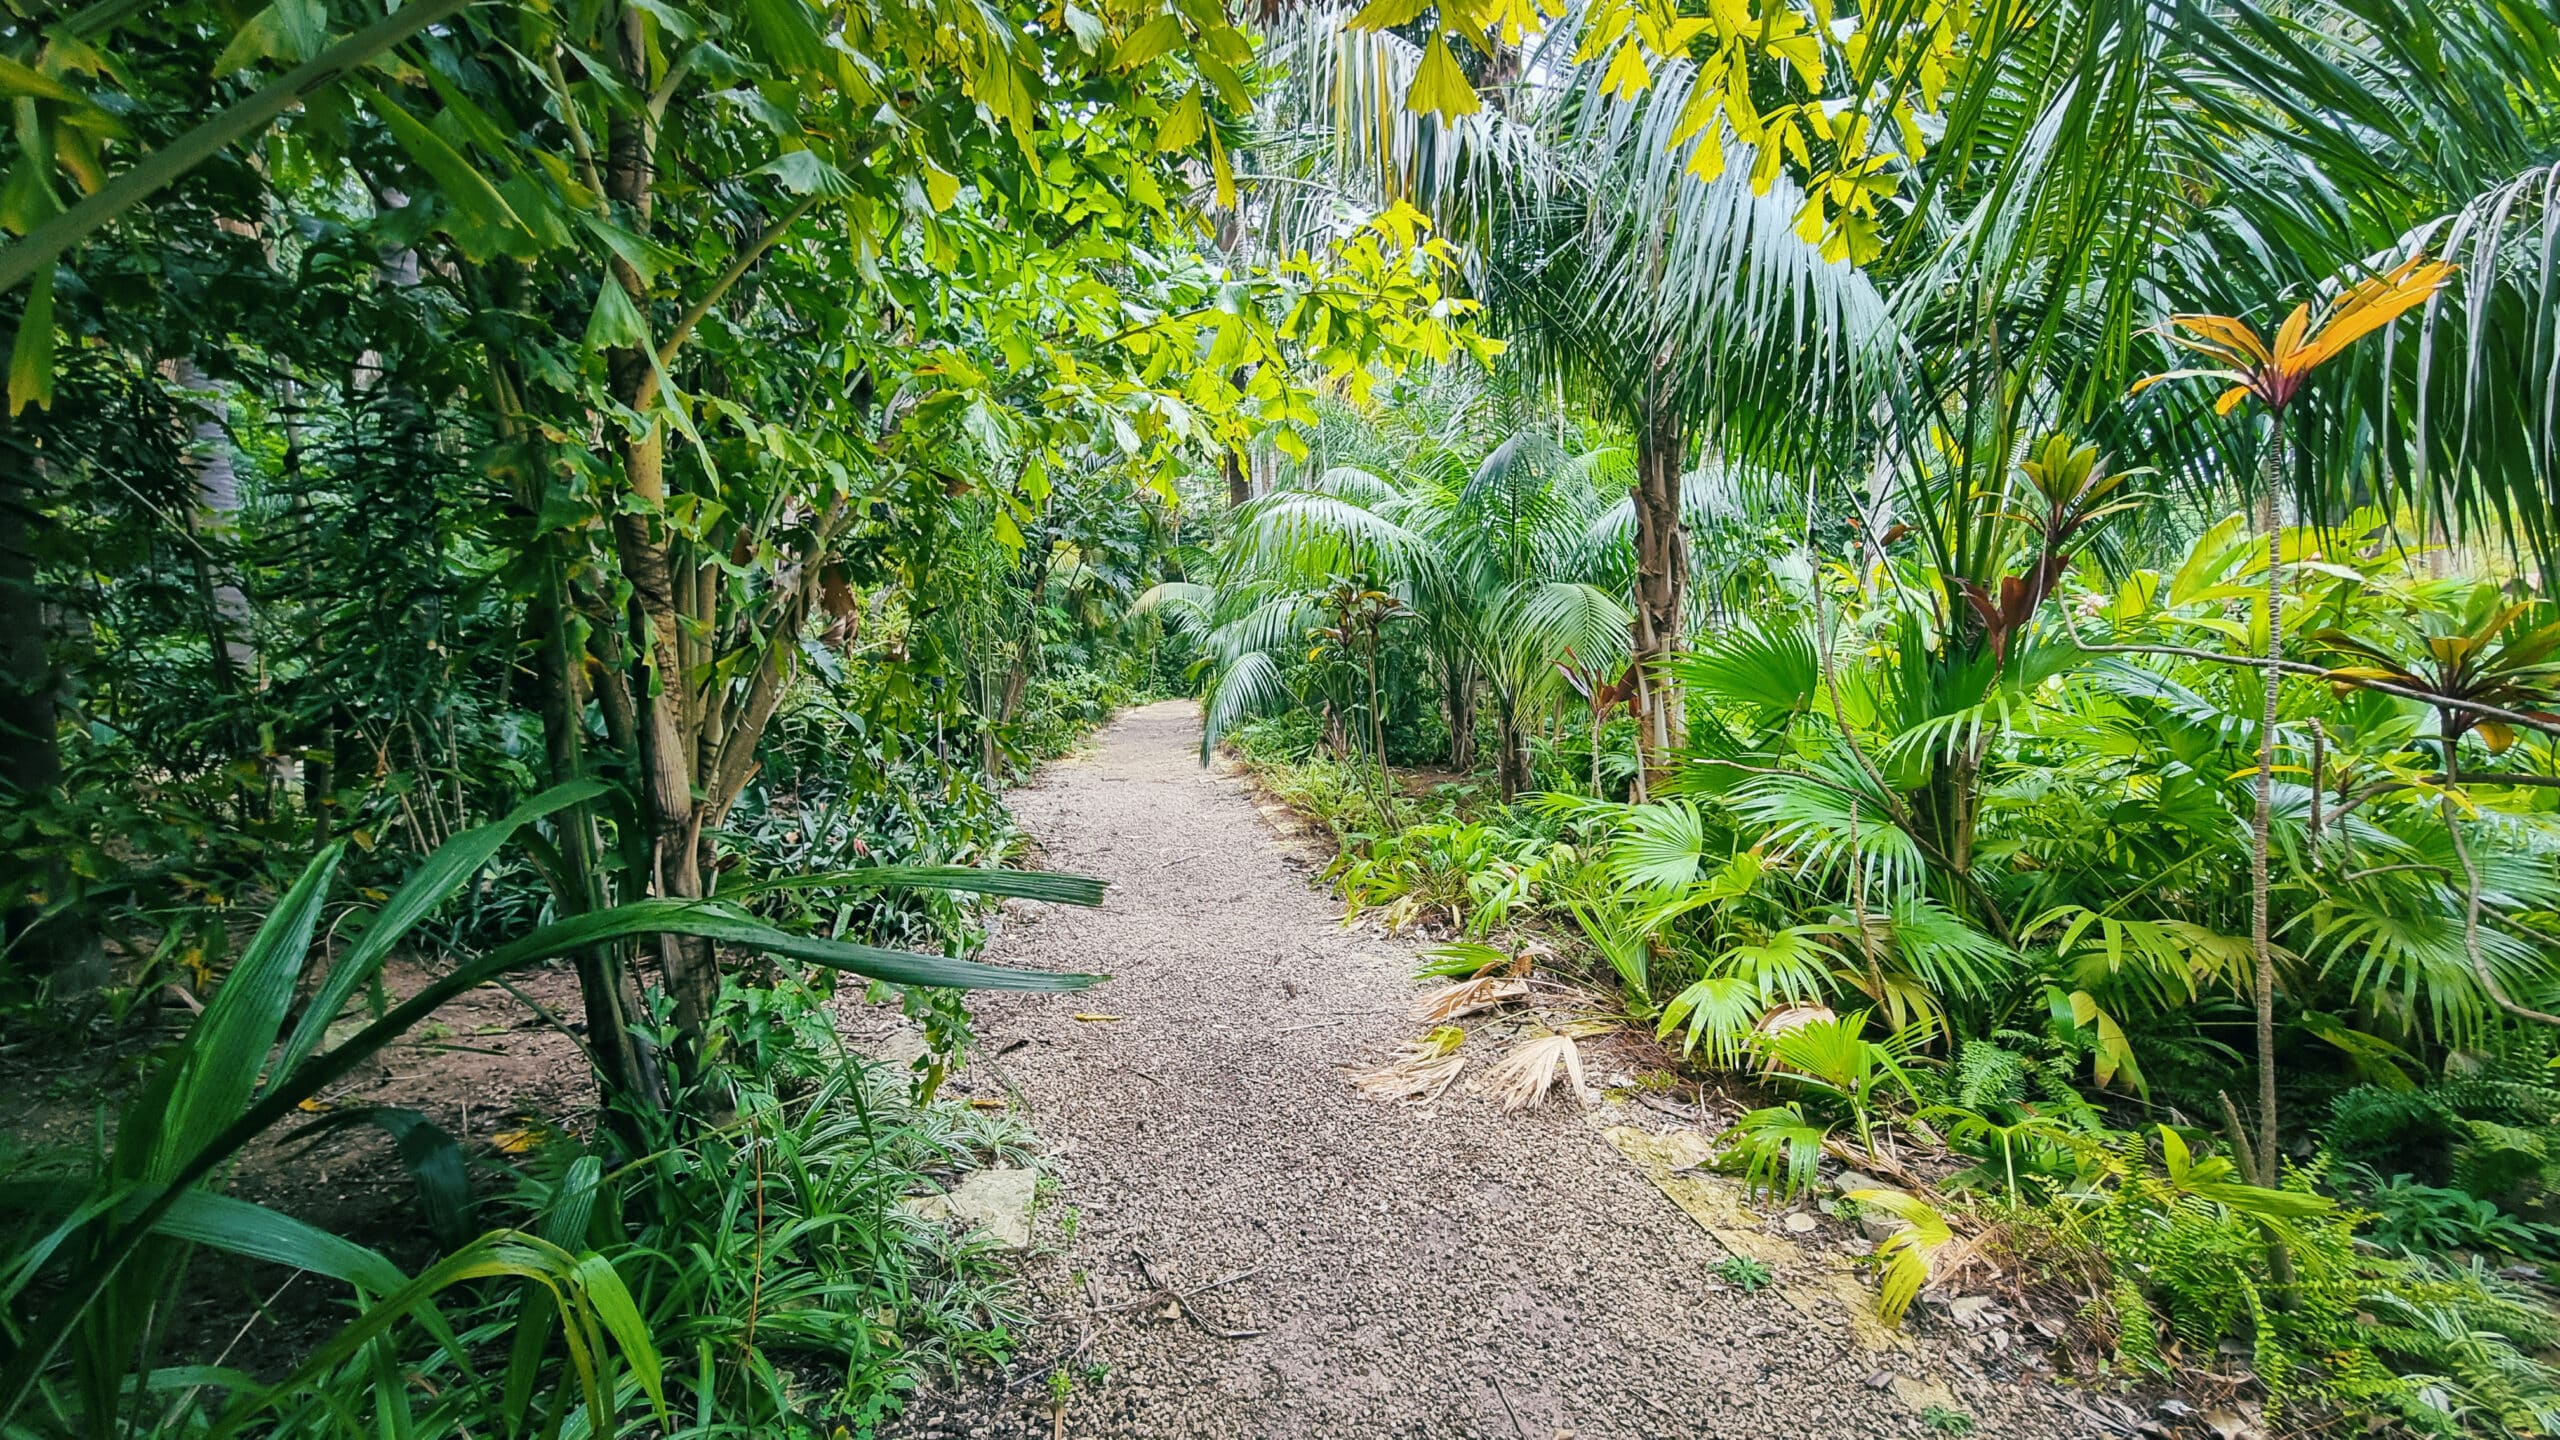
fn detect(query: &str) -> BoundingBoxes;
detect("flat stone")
[1860,1208,1914,1244]
[1830,1169,1882,1194]
[941,1166,1036,1249]
[863,1026,931,1069]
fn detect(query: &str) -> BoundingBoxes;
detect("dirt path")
[891,701,2086,1440]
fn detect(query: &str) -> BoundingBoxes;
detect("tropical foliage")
[5,0,2560,1431]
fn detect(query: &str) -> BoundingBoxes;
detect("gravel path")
[890,701,2086,1440]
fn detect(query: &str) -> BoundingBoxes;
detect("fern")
[1952,1039,2029,1111]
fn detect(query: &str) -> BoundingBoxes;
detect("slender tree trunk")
[1494,706,1530,800]
[529,555,658,1111]
[168,361,258,680]
[1443,662,1476,771]
[1364,625,1386,768]
[2249,430,2285,1186]
[1631,388,1688,792]
[597,29,723,1070]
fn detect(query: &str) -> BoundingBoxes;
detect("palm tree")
[1144,398,1630,797]
[1249,10,1884,793]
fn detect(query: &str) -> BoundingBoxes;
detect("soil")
[1,960,597,1366]
[887,700,2095,1440]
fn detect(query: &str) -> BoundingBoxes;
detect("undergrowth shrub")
[1973,1130,2560,1436]
[570,1004,1032,1433]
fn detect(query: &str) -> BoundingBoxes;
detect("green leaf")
[576,213,686,286]
[740,0,826,74]
[124,845,343,1185]
[584,279,650,352]
[143,1187,409,1294]
[273,780,606,1082]
[0,0,476,296]
[0,1179,413,1302]
[922,161,960,212]
[212,0,327,75]
[755,147,859,198]
[1062,4,1107,52]
[356,82,540,259]
[731,864,1107,906]
[1345,0,1433,28]
[8,269,52,416]
[0,55,85,102]
[620,0,698,42]
[0,154,63,237]
[286,1107,473,1249]
[1156,87,1205,151]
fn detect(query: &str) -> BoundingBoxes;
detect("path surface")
[889,702,2081,1440]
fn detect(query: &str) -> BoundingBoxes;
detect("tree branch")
[633,193,820,411]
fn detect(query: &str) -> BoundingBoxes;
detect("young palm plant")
[2133,254,2454,1180]
[2310,586,2560,1028]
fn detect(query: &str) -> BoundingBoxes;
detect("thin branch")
[634,193,820,410]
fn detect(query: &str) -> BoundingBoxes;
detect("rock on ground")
[885,701,2086,1440]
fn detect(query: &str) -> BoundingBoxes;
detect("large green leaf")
[271,780,606,1084]
[0,894,1099,1424]
[352,82,542,259]
[0,0,476,294]
[118,844,342,1186]
[732,863,1106,907]
[284,1107,473,1250]
[0,1181,405,1296]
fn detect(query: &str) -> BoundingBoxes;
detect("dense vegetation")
[1,0,2556,1433]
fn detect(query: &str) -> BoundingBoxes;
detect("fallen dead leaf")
[1482,1033,1589,1113]
[1354,1052,1467,1103]
[1411,977,1528,1023]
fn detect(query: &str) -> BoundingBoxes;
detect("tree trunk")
[1443,663,1476,772]
[1631,389,1687,793]
[1223,447,1250,509]
[597,23,724,1071]
[2249,435,2284,1186]
[1494,706,1530,800]
[528,556,658,1112]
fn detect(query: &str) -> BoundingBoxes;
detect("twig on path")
[1126,1247,1268,1338]
[1635,1091,1697,1122]
[1132,1069,1167,1089]
[1490,1372,1529,1440]
[1274,1017,1353,1034]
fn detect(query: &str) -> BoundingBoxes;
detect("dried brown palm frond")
[1353,1025,1470,1104]
[1411,976,1528,1023]
[1481,1033,1589,1113]
[1354,1051,1469,1103]
[1754,1002,1837,1038]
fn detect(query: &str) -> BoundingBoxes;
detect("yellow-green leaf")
[1156,87,1205,151]
[922,161,960,212]
[9,269,54,416]
[1113,14,1184,68]
[1408,31,1483,120]
[1346,0,1433,29]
